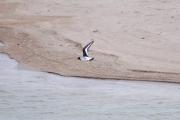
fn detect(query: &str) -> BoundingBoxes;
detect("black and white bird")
[78,40,94,61]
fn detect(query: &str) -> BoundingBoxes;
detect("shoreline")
[0,52,178,85]
[45,71,180,85]
[0,52,180,86]
[1,53,180,120]
[1,48,180,83]
[0,51,179,85]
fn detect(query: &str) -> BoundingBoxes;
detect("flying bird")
[78,40,94,61]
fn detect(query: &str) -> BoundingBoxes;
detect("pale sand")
[1,53,180,120]
[0,0,180,82]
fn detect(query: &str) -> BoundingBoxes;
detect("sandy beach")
[0,53,180,120]
[0,0,180,82]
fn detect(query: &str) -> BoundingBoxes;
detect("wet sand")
[0,54,180,120]
[0,0,180,82]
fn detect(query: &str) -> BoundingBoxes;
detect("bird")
[78,40,94,61]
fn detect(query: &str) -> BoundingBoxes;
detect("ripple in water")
[0,54,180,120]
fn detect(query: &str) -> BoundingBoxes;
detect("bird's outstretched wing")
[83,40,94,57]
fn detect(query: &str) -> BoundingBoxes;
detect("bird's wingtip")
[91,39,95,43]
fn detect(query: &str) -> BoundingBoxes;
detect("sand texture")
[0,0,180,82]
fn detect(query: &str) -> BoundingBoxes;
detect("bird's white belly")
[80,56,92,61]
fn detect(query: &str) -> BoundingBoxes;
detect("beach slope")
[0,0,180,82]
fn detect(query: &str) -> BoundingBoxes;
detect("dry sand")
[0,0,180,82]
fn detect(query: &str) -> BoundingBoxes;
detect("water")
[0,54,180,120]
[0,41,4,47]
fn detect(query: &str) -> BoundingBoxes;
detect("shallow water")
[0,54,180,120]
[0,42,4,47]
